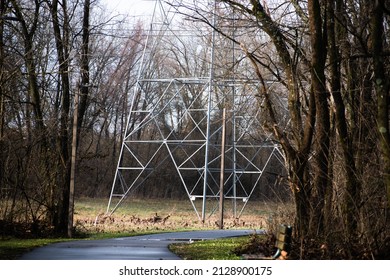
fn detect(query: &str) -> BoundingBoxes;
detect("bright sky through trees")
[102,0,156,18]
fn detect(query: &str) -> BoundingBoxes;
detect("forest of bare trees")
[0,0,389,259]
[195,0,389,258]
[0,0,146,234]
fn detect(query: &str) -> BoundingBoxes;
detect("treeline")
[168,0,389,258]
[194,0,388,258]
[0,0,145,234]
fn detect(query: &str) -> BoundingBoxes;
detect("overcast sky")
[101,0,156,18]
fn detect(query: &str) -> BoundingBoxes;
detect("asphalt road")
[20,229,262,260]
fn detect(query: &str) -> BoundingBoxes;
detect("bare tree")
[0,0,147,235]
[371,0,390,209]
[170,0,390,258]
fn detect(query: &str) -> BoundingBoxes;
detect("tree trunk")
[290,155,311,238]
[308,0,330,235]
[48,0,71,233]
[78,0,91,132]
[0,0,6,192]
[328,0,361,237]
[371,0,390,209]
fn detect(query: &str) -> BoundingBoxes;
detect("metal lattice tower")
[107,0,285,221]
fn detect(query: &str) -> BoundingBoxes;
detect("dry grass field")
[74,197,295,236]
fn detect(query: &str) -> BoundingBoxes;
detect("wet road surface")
[20,229,262,260]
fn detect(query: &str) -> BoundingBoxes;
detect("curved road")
[20,229,262,260]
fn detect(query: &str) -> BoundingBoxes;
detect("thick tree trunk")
[290,155,311,238]
[78,0,90,131]
[308,0,330,235]
[371,0,390,209]
[0,0,6,191]
[47,0,72,234]
[329,0,361,237]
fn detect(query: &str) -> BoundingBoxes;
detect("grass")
[169,233,273,260]
[0,197,293,260]
[0,238,68,260]
[169,236,250,260]
[74,197,272,235]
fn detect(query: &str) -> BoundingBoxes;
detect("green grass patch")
[0,230,168,260]
[0,238,68,260]
[169,236,250,260]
